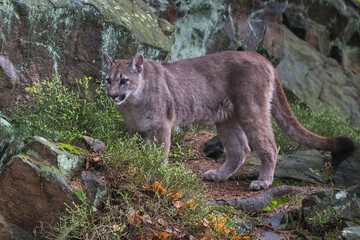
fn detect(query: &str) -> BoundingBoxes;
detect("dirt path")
[181,131,261,201]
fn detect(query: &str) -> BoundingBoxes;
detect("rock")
[0,155,77,233]
[285,0,360,73]
[276,26,360,128]
[0,116,14,171]
[265,212,285,228]
[275,150,324,185]
[0,212,12,240]
[26,136,84,177]
[333,142,360,187]
[0,0,173,110]
[83,136,105,153]
[229,148,325,185]
[260,231,282,240]
[203,135,224,160]
[0,116,25,173]
[10,224,33,240]
[302,183,360,233]
[81,171,107,211]
[342,226,360,240]
[170,0,287,65]
[229,217,252,236]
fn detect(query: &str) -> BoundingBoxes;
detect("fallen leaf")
[85,159,89,170]
[112,224,121,231]
[168,190,182,203]
[93,156,100,162]
[151,181,163,195]
[136,235,149,240]
[185,200,194,208]
[151,232,173,240]
[230,237,243,240]
[242,236,251,239]
[142,214,153,225]
[128,208,142,225]
[173,200,184,209]
[158,218,166,226]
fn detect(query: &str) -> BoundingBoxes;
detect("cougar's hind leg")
[204,119,250,181]
[240,115,277,191]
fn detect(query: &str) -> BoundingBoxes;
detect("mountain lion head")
[103,53,144,105]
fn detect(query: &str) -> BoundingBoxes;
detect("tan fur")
[104,51,354,191]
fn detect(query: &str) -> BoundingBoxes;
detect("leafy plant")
[11,75,125,147]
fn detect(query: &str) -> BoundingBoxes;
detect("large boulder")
[0,155,78,233]
[276,26,360,127]
[284,0,360,74]
[302,183,360,233]
[0,115,25,173]
[275,150,324,185]
[0,135,108,236]
[0,0,173,110]
[168,0,287,65]
[332,142,360,187]
[0,213,12,240]
[26,136,84,177]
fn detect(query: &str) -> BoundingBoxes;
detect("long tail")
[271,72,354,153]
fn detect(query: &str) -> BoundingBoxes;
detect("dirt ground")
[180,131,261,201]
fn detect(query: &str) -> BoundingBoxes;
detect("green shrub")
[11,75,125,147]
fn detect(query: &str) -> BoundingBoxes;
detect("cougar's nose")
[108,93,118,100]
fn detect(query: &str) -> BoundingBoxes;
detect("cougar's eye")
[120,78,128,85]
[106,78,111,85]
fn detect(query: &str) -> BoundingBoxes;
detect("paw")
[249,180,271,191]
[203,169,227,182]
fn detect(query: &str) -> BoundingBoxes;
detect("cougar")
[103,51,354,191]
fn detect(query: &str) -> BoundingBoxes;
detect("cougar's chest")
[118,105,157,132]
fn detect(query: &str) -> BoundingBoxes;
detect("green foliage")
[58,143,81,155]
[263,195,293,211]
[11,75,125,146]
[74,190,87,205]
[169,128,197,162]
[108,135,204,199]
[272,178,308,187]
[273,100,360,154]
[352,217,360,226]
[49,202,127,240]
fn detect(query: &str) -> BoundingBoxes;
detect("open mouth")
[119,94,126,101]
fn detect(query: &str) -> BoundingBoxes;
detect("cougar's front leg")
[204,119,250,181]
[144,124,172,156]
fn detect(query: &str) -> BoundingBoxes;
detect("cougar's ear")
[131,53,143,73]
[103,53,114,71]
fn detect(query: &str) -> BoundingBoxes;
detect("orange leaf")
[128,209,142,225]
[136,235,149,240]
[85,159,89,170]
[242,236,251,239]
[151,232,170,240]
[93,156,100,162]
[151,181,163,195]
[230,237,243,240]
[169,190,182,203]
[112,224,121,231]
[173,200,184,209]
[185,200,194,208]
